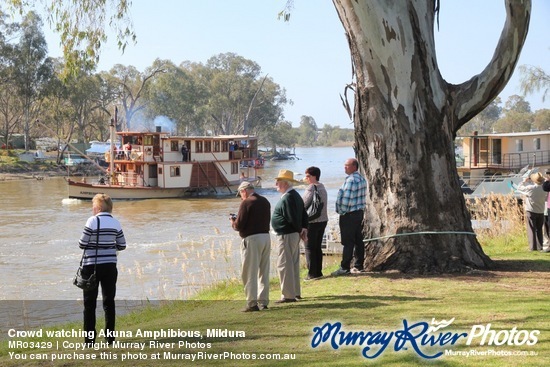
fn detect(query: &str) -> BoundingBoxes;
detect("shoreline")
[0,168,68,181]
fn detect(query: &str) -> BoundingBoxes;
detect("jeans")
[339,210,365,270]
[305,221,327,278]
[82,263,118,344]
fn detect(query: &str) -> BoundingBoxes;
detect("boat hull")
[67,178,262,200]
[67,180,228,200]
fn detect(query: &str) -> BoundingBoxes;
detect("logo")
[310,319,539,359]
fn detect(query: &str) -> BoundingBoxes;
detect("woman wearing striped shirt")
[78,193,126,345]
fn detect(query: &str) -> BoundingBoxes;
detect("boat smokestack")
[156,126,161,133]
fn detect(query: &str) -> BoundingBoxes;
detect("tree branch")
[453,0,531,131]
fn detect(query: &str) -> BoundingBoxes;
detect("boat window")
[213,141,220,152]
[195,141,203,153]
[231,162,238,174]
[143,136,153,145]
[149,165,158,178]
[222,141,229,152]
[170,166,181,177]
[204,141,211,153]
[515,139,523,152]
[170,141,179,151]
[534,138,541,150]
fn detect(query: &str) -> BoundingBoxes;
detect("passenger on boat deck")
[124,142,132,160]
[181,144,189,162]
[516,172,546,251]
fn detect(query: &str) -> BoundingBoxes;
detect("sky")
[41,0,550,128]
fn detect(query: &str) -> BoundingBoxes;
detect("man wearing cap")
[271,169,308,303]
[516,172,546,251]
[333,158,367,276]
[230,181,272,312]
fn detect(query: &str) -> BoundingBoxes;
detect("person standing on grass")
[271,169,308,303]
[332,158,367,276]
[78,193,126,345]
[516,172,546,251]
[230,181,272,312]
[302,166,329,280]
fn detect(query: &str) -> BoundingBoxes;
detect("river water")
[0,147,354,308]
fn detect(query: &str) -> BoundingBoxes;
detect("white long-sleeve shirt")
[516,181,547,214]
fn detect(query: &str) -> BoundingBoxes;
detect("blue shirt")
[336,171,367,215]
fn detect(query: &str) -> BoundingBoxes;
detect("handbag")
[306,184,324,221]
[73,217,100,291]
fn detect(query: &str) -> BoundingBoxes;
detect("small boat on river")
[67,127,262,200]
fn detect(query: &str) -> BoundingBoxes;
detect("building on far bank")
[458,130,550,189]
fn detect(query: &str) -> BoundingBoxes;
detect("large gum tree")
[331,0,531,273]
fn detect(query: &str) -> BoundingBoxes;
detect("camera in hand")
[229,213,237,220]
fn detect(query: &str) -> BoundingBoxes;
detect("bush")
[467,193,525,244]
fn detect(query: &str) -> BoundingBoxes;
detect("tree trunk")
[332,0,531,273]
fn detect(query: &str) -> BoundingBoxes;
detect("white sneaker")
[350,267,364,274]
[331,268,350,276]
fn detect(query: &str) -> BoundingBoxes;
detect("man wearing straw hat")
[271,169,308,303]
[230,181,272,312]
[516,171,546,251]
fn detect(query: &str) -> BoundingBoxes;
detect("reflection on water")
[0,147,353,307]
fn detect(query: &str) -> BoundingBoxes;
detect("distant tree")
[39,58,74,162]
[5,0,135,76]
[458,98,502,135]
[196,53,287,136]
[490,95,534,133]
[298,115,318,146]
[531,109,550,131]
[519,64,549,103]
[143,60,205,134]
[504,94,531,114]
[11,11,54,150]
[492,110,533,133]
[263,120,296,152]
[107,63,165,130]
[0,12,19,148]
[317,124,335,146]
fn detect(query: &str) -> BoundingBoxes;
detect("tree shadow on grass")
[491,258,550,272]
[270,294,433,312]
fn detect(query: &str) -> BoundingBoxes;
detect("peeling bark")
[332,0,531,274]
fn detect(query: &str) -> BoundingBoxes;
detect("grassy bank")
[1,227,549,366]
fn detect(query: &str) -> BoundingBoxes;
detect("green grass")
[1,233,549,366]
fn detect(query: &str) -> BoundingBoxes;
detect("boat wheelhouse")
[67,130,262,200]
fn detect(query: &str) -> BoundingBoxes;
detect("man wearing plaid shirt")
[332,158,367,276]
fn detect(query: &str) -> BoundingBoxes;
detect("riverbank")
[1,233,548,367]
[0,155,99,181]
